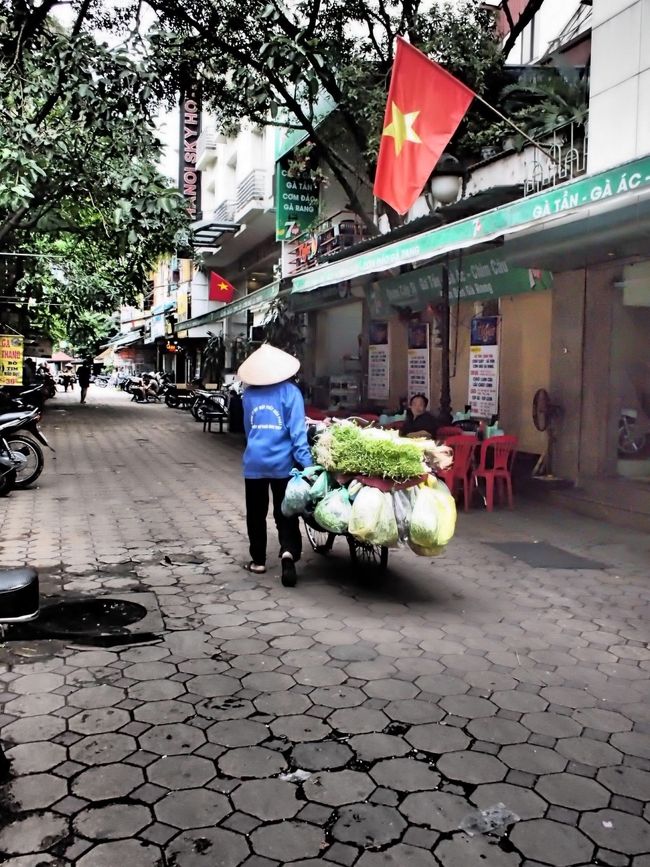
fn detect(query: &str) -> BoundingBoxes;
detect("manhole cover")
[36,599,147,637]
[486,542,607,570]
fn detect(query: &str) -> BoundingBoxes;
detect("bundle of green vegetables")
[312,421,451,481]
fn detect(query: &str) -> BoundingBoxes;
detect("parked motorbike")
[93,374,111,388]
[0,407,53,488]
[0,384,46,412]
[0,450,19,496]
[191,389,229,422]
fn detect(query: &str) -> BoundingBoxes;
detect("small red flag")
[209,272,235,303]
[373,37,475,215]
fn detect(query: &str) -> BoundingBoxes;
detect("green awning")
[177,282,280,332]
[290,154,650,293]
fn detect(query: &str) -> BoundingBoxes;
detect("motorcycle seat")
[0,567,39,623]
[0,411,36,424]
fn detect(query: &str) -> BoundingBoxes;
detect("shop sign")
[369,251,552,318]
[0,334,23,385]
[468,316,500,418]
[178,94,201,219]
[368,321,390,401]
[275,159,319,242]
[407,322,430,401]
[292,154,650,293]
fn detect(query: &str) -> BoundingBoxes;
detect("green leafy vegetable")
[313,422,426,480]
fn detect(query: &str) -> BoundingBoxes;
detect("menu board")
[407,322,430,400]
[368,321,390,401]
[468,316,500,418]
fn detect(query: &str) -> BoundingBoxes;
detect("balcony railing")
[213,199,236,223]
[523,120,588,196]
[236,170,267,215]
[196,129,219,171]
[284,211,372,277]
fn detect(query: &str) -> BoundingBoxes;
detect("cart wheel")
[347,537,389,573]
[304,521,336,555]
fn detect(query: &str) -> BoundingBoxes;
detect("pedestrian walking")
[238,344,312,587]
[77,358,92,405]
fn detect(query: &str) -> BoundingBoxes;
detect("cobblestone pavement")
[0,388,649,866]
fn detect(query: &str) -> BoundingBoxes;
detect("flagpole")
[472,93,560,165]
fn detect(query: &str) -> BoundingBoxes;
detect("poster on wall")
[407,322,430,400]
[0,334,23,385]
[368,321,390,401]
[468,315,500,418]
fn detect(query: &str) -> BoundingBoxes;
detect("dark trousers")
[245,477,302,566]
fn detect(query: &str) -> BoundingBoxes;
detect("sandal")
[243,561,266,574]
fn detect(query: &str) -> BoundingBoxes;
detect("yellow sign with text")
[0,335,23,385]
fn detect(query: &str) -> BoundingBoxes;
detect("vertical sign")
[368,321,390,401]
[0,334,24,385]
[179,94,201,220]
[407,322,430,400]
[275,158,320,241]
[468,315,500,417]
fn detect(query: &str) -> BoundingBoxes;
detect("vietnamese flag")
[373,37,475,215]
[209,272,235,303]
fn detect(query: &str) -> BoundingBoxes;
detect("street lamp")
[430,153,464,205]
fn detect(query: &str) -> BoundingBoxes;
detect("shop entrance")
[612,263,650,482]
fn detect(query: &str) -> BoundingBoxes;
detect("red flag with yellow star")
[209,272,235,303]
[374,37,475,215]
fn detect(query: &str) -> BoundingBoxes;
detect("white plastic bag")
[314,488,352,534]
[348,486,384,542]
[281,470,311,517]
[392,490,413,542]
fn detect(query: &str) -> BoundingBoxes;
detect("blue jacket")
[242,381,312,479]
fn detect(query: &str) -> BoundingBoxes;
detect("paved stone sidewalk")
[0,388,649,866]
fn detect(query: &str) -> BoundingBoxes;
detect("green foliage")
[139,0,505,226]
[262,297,305,359]
[0,5,190,343]
[500,65,589,139]
[315,422,425,479]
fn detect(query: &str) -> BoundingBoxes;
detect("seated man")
[399,394,441,439]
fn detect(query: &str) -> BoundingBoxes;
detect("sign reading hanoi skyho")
[179,95,201,219]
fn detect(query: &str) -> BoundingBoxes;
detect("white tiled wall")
[588,0,650,171]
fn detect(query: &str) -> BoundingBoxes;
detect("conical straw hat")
[237,344,301,386]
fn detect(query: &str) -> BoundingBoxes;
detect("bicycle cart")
[303,511,389,572]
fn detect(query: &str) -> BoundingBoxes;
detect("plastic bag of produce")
[314,488,352,534]
[409,486,440,549]
[409,480,457,548]
[301,465,323,483]
[392,490,413,542]
[366,492,399,548]
[309,470,331,503]
[347,479,363,501]
[408,539,445,557]
[281,469,312,517]
[429,479,457,546]
[348,485,384,542]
